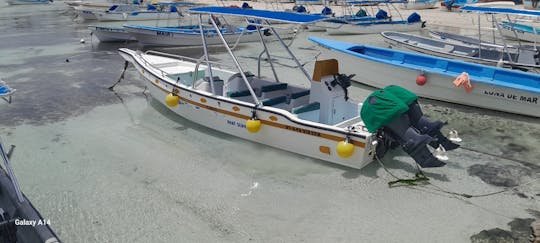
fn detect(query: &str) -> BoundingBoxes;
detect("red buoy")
[416,75,427,85]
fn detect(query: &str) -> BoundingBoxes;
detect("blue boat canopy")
[461,6,540,17]
[188,7,328,24]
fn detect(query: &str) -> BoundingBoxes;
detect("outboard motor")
[383,85,459,151]
[361,85,458,168]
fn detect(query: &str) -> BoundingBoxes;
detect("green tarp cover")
[360,88,410,133]
[383,85,418,105]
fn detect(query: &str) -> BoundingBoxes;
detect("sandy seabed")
[0,0,539,242]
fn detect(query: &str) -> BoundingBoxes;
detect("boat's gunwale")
[119,48,370,140]
[381,31,540,70]
[309,36,540,94]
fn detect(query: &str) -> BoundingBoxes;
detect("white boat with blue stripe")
[117,7,460,169]
[123,23,296,47]
[461,6,540,44]
[310,36,540,117]
[94,3,187,22]
[89,25,136,42]
[7,0,50,5]
[117,7,376,168]
[323,0,425,35]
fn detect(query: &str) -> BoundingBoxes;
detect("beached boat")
[401,0,437,10]
[499,21,540,43]
[7,0,50,4]
[89,25,136,42]
[118,7,456,169]
[429,30,526,49]
[123,24,296,46]
[382,31,540,71]
[94,3,184,22]
[323,1,425,35]
[441,0,477,10]
[0,138,60,243]
[0,80,15,104]
[461,6,540,44]
[76,4,142,21]
[310,36,540,117]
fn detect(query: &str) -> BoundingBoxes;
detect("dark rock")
[470,218,535,243]
[470,228,516,243]
[468,163,532,187]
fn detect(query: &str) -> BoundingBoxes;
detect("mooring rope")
[374,155,540,199]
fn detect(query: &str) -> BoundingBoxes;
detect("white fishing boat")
[76,4,141,21]
[499,21,540,43]
[7,0,50,4]
[323,1,425,35]
[124,23,297,47]
[117,7,457,169]
[310,36,540,117]
[461,6,540,44]
[382,31,540,71]
[401,0,437,10]
[429,30,533,50]
[89,25,136,42]
[94,3,184,21]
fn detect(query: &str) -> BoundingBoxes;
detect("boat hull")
[95,12,183,22]
[401,0,437,10]
[310,37,540,117]
[125,26,295,46]
[499,22,540,43]
[7,0,49,4]
[325,21,423,35]
[89,26,136,42]
[382,31,540,71]
[118,49,375,169]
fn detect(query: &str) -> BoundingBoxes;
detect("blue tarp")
[461,6,540,17]
[188,7,328,24]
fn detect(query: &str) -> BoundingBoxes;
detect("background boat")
[382,31,540,71]
[310,36,540,117]
[88,25,136,42]
[400,0,438,10]
[499,21,540,43]
[123,23,296,46]
[7,0,50,5]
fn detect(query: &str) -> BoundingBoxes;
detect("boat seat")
[260,83,288,99]
[289,90,310,108]
[227,89,251,98]
[468,49,479,57]
[223,71,257,98]
[441,44,454,53]
[262,95,287,107]
[194,76,223,95]
[292,102,320,122]
[292,102,320,114]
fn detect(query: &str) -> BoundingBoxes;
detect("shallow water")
[0,1,539,242]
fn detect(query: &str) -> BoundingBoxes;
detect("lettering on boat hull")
[482,90,538,104]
